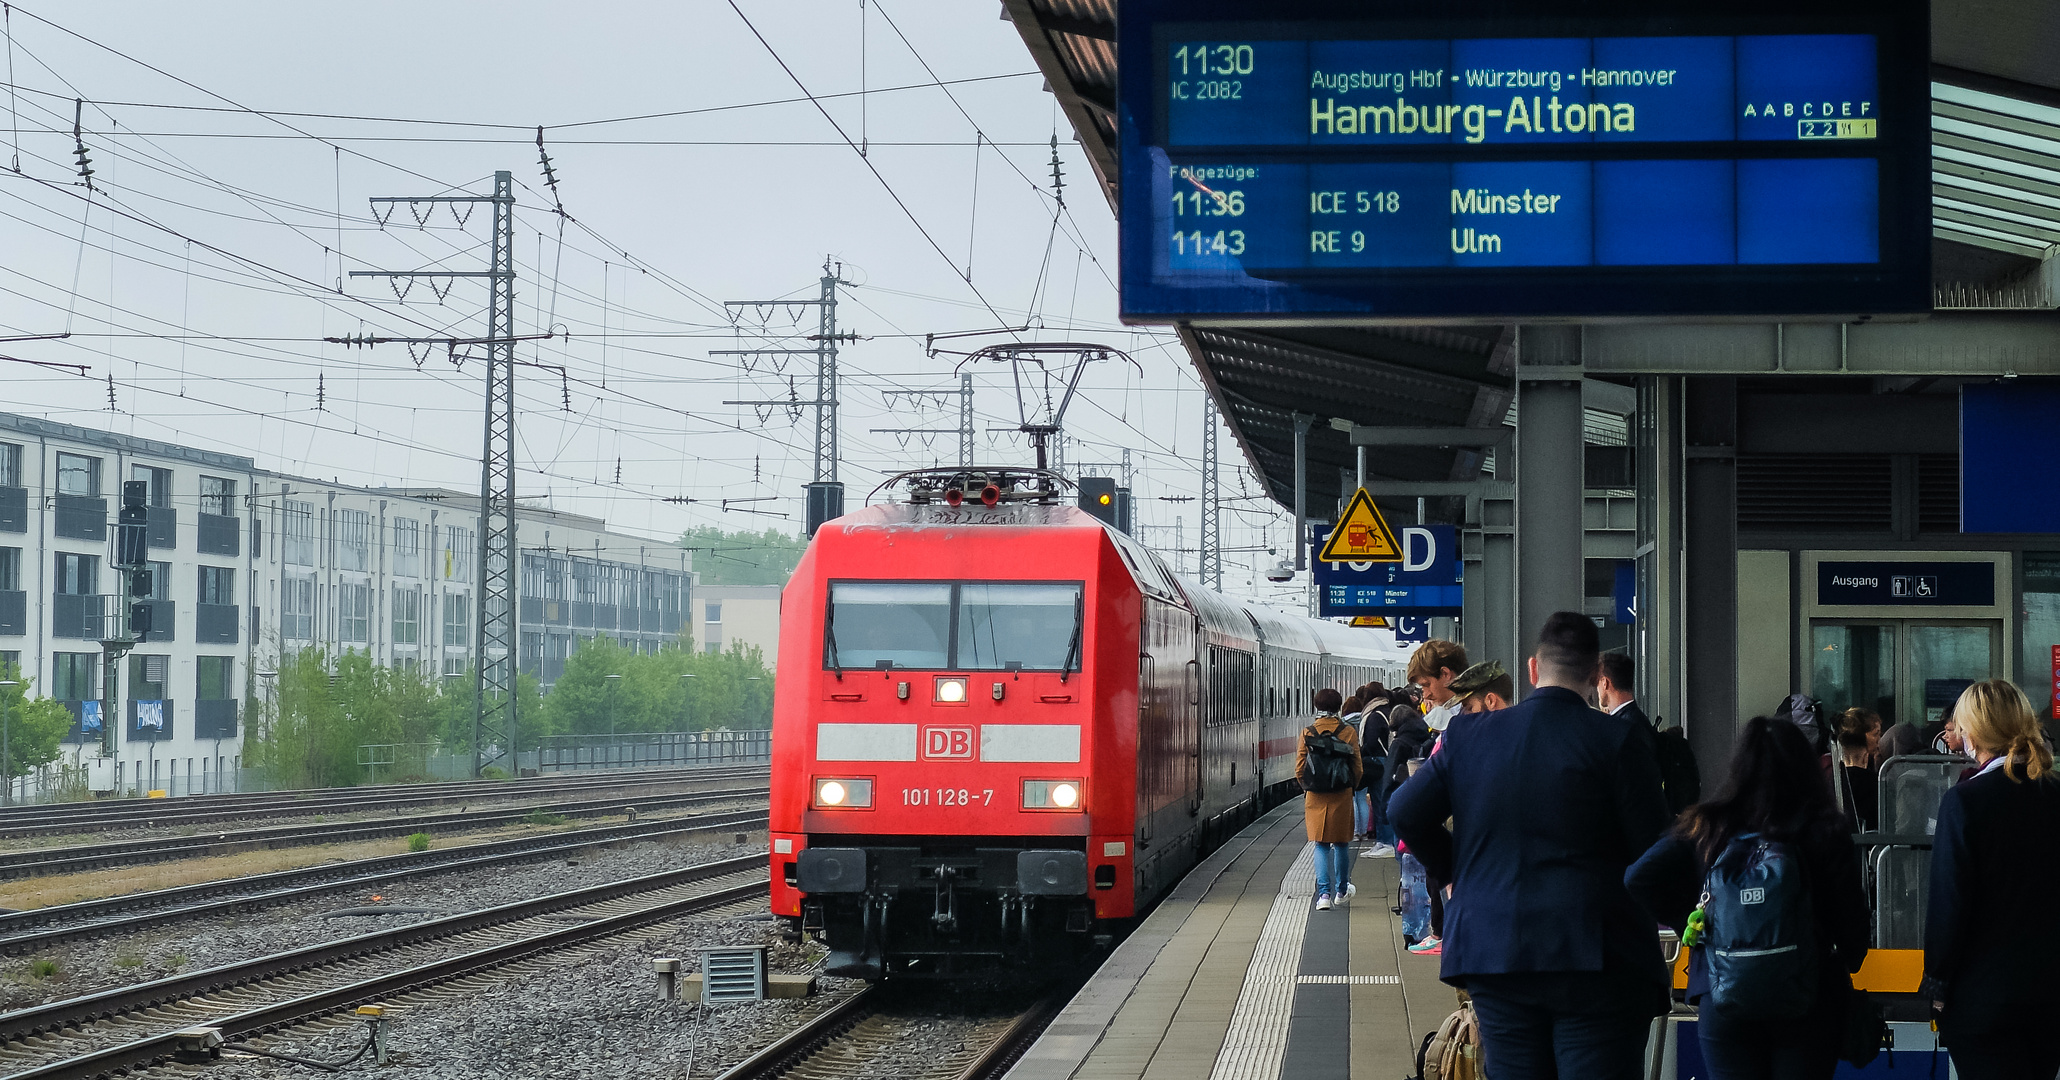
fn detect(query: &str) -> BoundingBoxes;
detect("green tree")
[545,636,774,735]
[677,525,805,586]
[0,663,78,780]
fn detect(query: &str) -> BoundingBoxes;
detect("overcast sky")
[0,1,1315,606]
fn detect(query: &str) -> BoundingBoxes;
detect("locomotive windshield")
[825,581,1084,672]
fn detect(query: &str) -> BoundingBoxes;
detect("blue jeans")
[1312,842,1351,897]
[1466,974,1654,1080]
[1399,852,1429,938]
[1353,789,1371,836]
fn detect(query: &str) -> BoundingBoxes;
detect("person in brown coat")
[1299,687,1364,910]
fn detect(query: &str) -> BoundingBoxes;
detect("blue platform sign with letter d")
[1313,523,1462,617]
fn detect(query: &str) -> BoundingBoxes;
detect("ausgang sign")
[1117,0,1929,321]
[1816,562,1996,607]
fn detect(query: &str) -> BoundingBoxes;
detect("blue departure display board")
[1117,0,1930,321]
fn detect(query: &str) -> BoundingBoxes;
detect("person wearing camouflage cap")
[1449,660,1515,713]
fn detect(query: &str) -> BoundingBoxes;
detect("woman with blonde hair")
[1923,679,2060,1080]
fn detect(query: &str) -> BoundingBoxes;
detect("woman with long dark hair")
[1625,717,1871,1080]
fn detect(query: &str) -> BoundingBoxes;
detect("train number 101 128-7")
[902,787,995,807]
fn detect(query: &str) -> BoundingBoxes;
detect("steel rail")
[0,785,768,880]
[0,763,751,821]
[711,984,1068,1080]
[0,808,769,954]
[0,766,766,838]
[0,854,767,1045]
[0,873,769,1080]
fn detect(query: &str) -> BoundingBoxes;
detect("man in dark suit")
[1595,652,1648,731]
[1390,613,1673,1080]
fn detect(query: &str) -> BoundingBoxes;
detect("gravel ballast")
[0,834,762,1012]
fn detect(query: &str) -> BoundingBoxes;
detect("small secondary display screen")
[1117,0,1929,321]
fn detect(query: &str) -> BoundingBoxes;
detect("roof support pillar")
[1293,413,1314,572]
[1515,328,1587,696]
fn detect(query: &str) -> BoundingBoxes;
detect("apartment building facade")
[0,413,690,797]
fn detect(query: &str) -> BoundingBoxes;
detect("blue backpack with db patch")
[1700,834,1819,1019]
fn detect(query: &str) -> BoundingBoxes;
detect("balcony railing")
[136,599,174,643]
[193,698,237,739]
[0,487,25,533]
[195,603,239,645]
[197,513,239,557]
[145,506,176,549]
[51,593,107,640]
[0,591,23,636]
[127,699,175,741]
[53,495,105,541]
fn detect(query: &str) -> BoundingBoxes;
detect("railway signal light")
[115,480,148,569]
[1077,476,1118,527]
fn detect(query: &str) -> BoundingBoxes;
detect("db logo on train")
[925,727,975,760]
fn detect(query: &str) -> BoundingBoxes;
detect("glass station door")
[1810,620,1999,727]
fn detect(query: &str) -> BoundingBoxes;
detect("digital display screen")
[1117,0,1930,322]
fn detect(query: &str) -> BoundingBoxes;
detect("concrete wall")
[1735,549,1794,727]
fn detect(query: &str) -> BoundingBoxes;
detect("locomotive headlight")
[935,677,968,703]
[813,778,873,809]
[1023,779,1085,811]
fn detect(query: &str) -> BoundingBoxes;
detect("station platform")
[1007,798,1451,1080]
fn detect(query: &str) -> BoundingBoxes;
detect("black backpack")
[1652,719,1702,815]
[1701,835,1818,1019]
[1302,724,1356,793]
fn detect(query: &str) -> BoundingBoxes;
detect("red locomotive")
[769,470,1403,978]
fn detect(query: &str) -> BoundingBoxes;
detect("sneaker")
[1315,893,1333,911]
[1339,882,1356,905]
[1420,941,1443,955]
[1361,843,1398,859]
[1409,935,1442,954]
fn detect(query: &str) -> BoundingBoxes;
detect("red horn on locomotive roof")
[944,487,964,507]
[980,483,1002,507]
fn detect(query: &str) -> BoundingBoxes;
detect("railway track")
[0,856,769,1080]
[0,807,768,955]
[0,765,767,839]
[0,783,768,880]
[713,983,1068,1080]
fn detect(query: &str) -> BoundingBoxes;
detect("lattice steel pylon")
[352,171,519,778]
[1201,396,1223,591]
[478,171,518,778]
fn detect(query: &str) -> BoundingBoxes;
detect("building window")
[55,552,96,595]
[444,525,474,581]
[0,548,17,592]
[571,559,597,603]
[706,602,723,625]
[444,655,466,676]
[0,651,18,677]
[393,518,421,578]
[337,509,371,572]
[393,586,421,645]
[282,573,315,641]
[199,476,235,517]
[198,565,235,606]
[55,453,99,497]
[131,465,171,507]
[196,655,233,700]
[444,591,470,647]
[52,652,95,699]
[283,500,315,566]
[339,583,370,644]
[0,444,19,488]
[129,653,168,700]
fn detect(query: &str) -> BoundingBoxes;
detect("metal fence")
[536,729,771,771]
[1865,754,1964,949]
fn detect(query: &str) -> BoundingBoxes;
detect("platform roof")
[1002,0,2060,517]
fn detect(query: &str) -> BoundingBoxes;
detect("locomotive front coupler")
[930,865,962,934]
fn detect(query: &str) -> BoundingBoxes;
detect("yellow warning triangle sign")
[1317,488,1404,563]
[1349,616,1388,628]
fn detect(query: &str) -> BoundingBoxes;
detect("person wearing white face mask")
[1409,640,1469,734]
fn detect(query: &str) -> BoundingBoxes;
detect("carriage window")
[827,583,952,670]
[957,583,1081,671]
